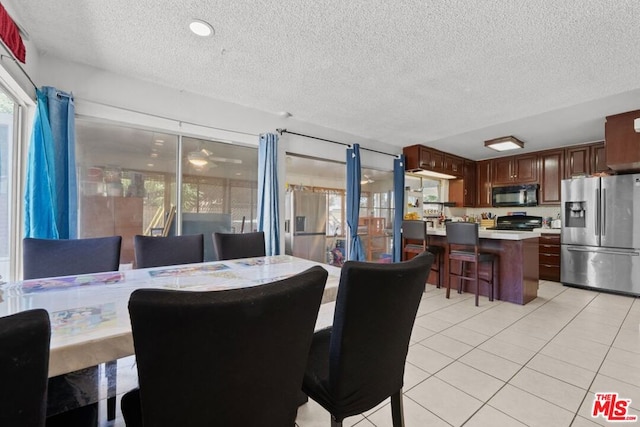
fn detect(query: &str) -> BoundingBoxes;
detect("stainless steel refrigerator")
[561,174,640,295]
[284,191,327,263]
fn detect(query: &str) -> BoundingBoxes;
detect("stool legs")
[474,261,479,307]
[447,258,497,307]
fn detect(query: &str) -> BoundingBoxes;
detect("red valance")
[0,4,26,63]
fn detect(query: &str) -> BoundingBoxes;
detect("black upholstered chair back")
[133,234,204,269]
[401,220,427,241]
[445,222,480,247]
[0,309,51,427]
[325,251,433,416]
[212,231,266,260]
[23,236,122,279]
[126,266,327,427]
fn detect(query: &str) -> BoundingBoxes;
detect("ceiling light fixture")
[485,136,525,152]
[188,151,209,167]
[189,19,214,37]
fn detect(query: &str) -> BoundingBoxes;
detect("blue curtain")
[393,155,405,262]
[24,86,78,239]
[346,144,365,261]
[257,133,280,255]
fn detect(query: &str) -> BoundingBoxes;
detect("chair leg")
[491,258,499,301]
[106,360,117,421]
[330,415,342,427]
[436,252,442,289]
[391,390,405,427]
[458,261,464,294]
[474,261,479,307]
[445,258,451,299]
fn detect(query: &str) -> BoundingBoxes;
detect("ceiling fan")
[187,148,243,167]
[361,174,375,185]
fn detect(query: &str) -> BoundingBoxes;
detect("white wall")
[33,55,401,171]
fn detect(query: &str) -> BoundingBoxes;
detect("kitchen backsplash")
[447,206,562,222]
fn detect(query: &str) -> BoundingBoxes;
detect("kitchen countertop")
[533,228,561,234]
[427,228,540,240]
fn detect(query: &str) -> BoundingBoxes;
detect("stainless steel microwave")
[492,184,538,207]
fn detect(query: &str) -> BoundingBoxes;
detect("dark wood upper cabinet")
[539,149,564,205]
[514,154,538,183]
[491,157,513,185]
[605,110,640,172]
[463,160,476,207]
[591,142,609,174]
[492,154,538,186]
[444,154,464,177]
[404,141,609,208]
[429,149,445,173]
[476,160,492,207]
[564,141,609,178]
[403,145,446,174]
[565,145,590,178]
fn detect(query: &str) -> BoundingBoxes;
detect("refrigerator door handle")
[601,188,606,236]
[595,188,600,236]
[566,247,640,256]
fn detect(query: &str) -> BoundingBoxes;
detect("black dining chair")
[23,236,122,424]
[212,231,266,260]
[401,220,445,288]
[302,251,434,427]
[23,236,122,279]
[445,222,498,307]
[120,265,328,427]
[133,234,204,269]
[0,309,51,427]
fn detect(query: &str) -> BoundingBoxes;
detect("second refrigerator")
[284,191,327,263]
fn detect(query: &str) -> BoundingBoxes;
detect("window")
[76,121,259,264]
[181,137,258,238]
[360,170,394,262]
[0,88,16,281]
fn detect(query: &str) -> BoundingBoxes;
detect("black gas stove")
[486,215,543,231]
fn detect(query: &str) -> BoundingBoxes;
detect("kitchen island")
[426,228,540,305]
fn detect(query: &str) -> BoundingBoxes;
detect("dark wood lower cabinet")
[539,233,560,282]
[429,235,539,305]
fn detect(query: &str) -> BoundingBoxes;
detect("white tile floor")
[100,280,640,426]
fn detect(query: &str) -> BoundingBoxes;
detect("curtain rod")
[0,37,37,91]
[276,128,399,158]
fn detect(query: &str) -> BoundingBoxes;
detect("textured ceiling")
[6,0,640,160]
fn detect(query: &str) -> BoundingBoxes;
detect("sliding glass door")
[75,120,258,265]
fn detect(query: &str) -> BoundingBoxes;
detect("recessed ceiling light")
[147,163,154,167]
[150,153,158,158]
[190,20,214,37]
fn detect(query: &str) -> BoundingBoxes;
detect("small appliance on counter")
[486,215,543,231]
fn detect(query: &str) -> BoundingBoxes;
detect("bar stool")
[401,220,445,288]
[445,222,498,306]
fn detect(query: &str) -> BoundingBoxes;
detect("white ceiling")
[6,0,640,160]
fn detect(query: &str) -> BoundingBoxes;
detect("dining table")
[0,254,341,378]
